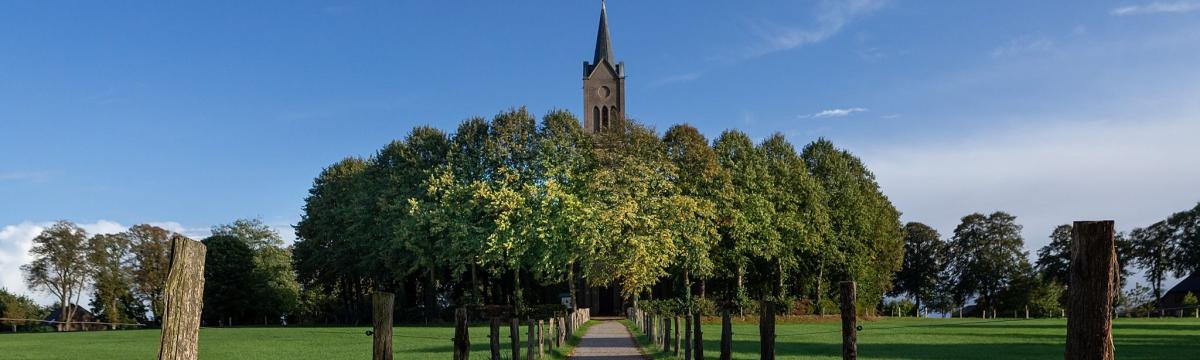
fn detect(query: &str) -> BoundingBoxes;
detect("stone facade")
[583,3,625,133]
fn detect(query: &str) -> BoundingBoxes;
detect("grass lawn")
[628,317,1200,360]
[1,318,1196,359]
[0,321,590,360]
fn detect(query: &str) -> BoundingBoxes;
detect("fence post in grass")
[759,300,776,360]
[490,317,501,360]
[525,317,535,360]
[684,312,692,360]
[538,319,544,358]
[720,308,732,360]
[693,310,703,360]
[1026,305,1030,319]
[511,317,521,360]
[664,314,673,353]
[370,291,394,360]
[1065,220,1117,360]
[157,237,206,360]
[840,281,857,360]
[453,308,470,360]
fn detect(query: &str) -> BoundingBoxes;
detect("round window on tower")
[598,86,611,98]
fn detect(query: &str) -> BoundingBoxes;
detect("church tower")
[583,2,625,133]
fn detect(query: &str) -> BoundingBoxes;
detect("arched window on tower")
[602,106,609,128]
[593,106,601,132]
[611,107,618,123]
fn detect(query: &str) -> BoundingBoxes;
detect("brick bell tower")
[583,1,625,133]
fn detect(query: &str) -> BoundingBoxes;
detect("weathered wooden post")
[720,308,732,360]
[157,237,206,360]
[526,317,535,360]
[511,317,521,360]
[370,292,394,360]
[684,312,692,360]
[694,310,704,360]
[490,317,502,360]
[759,300,776,360]
[1065,221,1117,360]
[840,281,857,360]
[674,316,681,355]
[453,308,470,360]
[538,319,544,358]
[664,314,673,353]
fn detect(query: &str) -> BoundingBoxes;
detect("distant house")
[45,304,104,331]
[1158,272,1200,312]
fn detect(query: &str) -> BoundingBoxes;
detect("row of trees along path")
[620,221,1120,360]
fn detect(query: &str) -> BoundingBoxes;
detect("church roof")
[1166,272,1200,295]
[593,2,614,66]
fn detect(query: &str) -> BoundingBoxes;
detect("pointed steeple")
[593,1,614,66]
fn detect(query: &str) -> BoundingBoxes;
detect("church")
[572,2,627,316]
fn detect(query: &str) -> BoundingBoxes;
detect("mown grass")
[626,317,1200,360]
[1,318,1196,359]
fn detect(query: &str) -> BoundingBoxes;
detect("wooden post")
[538,319,544,358]
[511,317,521,360]
[840,281,857,360]
[526,317,535,360]
[694,310,704,360]
[675,316,682,355]
[1065,221,1117,360]
[684,312,693,360]
[369,292,394,360]
[664,314,673,353]
[490,317,501,360]
[720,308,732,360]
[157,237,206,360]
[759,300,775,360]
[453,308,470,360]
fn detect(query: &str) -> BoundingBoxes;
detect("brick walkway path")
[570,320,646,359]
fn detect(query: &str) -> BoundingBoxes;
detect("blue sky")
[3,1,1200,303]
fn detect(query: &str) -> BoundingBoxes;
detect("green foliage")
[1,288,46,331]
[21,221,93,329]
[892,222,946,314]
[209,219,301,323]
[87,233,144,325]
[201,235,256,325]
[946,212,1027,311]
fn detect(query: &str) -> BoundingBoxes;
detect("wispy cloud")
[1111,1,1200,16]
[648,71,704,87]
[0,171,55,183]
[991,36,1055,58]
[799,107,869,119]
[740,0,889,59]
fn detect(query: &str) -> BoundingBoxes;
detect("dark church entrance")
[578,282,625,316]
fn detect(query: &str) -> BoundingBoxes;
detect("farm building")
[44,304,104,331]
[1158,272,1200,312]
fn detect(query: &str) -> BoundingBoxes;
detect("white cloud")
[742,0,888,59]
[800,107,869,119]
[858,116,1200,267]
[1111,1,1200,15]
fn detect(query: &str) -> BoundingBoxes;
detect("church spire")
[593,1,614,65]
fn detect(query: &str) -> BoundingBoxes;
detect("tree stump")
[157,237,206,360]
[1065,221,1116,360]
[840,281,857,360]
[371,292,394,360]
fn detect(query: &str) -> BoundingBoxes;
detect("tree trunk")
[158,237,207,360]
[684,313,692,360]
[526,317,534,360]
[1065,221,1116,360]
[511,317,521,360]
[568,263,577,311]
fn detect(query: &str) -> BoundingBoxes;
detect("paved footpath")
[570,319,647,359]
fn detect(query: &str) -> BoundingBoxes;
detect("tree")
[759,133,829,302]
[893,222,946,315]
[1183,292,1199,317]
[1130,220,1175,306]
[946,212,1027,312]
[1167,203,1200,278]
[294,156,372,323]
[1035,225,1073,285]
[662,124,727,301]
[202,235,256,325]
[87,232,143,326]
[21,221,94,331]
[1,288,45,332]
[801,139,903,312]
[711,130,776,307]
[127,224,174,323]
[211,218,300,323]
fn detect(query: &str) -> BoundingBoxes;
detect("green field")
[1,318,1197,359]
